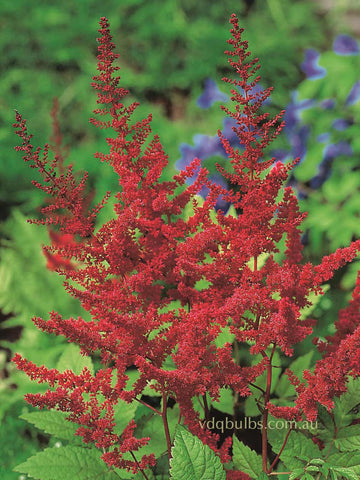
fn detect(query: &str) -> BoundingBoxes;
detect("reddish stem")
[162,393,172,462]
[135,397,161,415]
[267,426,293,473]
[203,393,210,421]
[130,451,150,480]
[261,344,276,472]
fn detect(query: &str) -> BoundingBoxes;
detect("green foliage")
[19,410,79,442]
[268,378,360,479]
[0,210,80,322]
[14,445,120,480]
[0,0,329,206]
[56,344,94,376]
[0,210,88,418]
[0,401,47,480]
[170,425,226,480]
[273,351,314,405]
[268,429,320,472]
[232,436,263,479]
[290,48,360,261]
[132,402,180,469]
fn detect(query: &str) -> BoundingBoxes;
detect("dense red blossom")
[226,470,251,480]
[12,13,360,476]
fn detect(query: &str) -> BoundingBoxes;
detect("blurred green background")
[1,0,360,478]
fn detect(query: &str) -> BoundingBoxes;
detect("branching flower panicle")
[12,14,360,477]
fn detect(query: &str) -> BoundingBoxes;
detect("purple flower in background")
[346,81,360,106]
[199,173,231,213]
[221,117,241,145]
[192,134,223,158]
[284,93,314,132]
[271,149,289,162]
[237,82,271,105]
[332,118,351,131]
[291,125,310,161]
[317,132,331,143]
[301,49,327,80]
[333,34,360,55]
[311,141,353,189]
[320,98,335,110]
[281,93,313,162]
[197,78,229,109]
[324,141,353,160]
[176,117,245,174]
[176,144,198,172]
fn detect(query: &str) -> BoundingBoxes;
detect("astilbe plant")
[12,15,360,479]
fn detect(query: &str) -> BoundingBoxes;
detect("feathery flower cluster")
[13,14,360,476]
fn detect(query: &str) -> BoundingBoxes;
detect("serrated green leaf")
[112,399,137,436]
[232,436,262,478]
[332,466,358,480]
[212,388,234,414]
[309,458,325,466]
[276,351,313,401]
[305,465,319,472]
[316,405,335,437]
[19,410,78,441]
[267,430,320,471]
[320,463,330,477]
[334,424,360,451]
[303,474,314,480]
[135,404,180,459]
[289,468,304,480]
[339,377,360,415]
[170,425,225,480]
[14,445,119,479]
[327,452,360,474]
[56,344,94,376]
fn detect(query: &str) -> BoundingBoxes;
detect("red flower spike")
[12,13,360,476]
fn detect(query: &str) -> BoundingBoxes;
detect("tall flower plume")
[12,14,360,476]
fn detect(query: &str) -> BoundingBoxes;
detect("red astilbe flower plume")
[292,271,360,421]
[172,13,360,471]
[12,13,360,476]
[12,16,230,473]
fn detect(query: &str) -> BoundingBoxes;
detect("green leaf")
[303,474,314,480]
[14,445,119,479]
[267,430,320,471]
[135,404,180,459]
[305,465,320,472]
[232,436,262,478]
[330,469,338,480]
[19,410,78,441]
[289,468,304,480]
[331,466,358,480]
[212,388,234,414]
[56,344,94,376]
[309,458,325,466]
[112,399,137,435]
[327,452,360,474]
[300,285,330,320]
[334,424,360,451]
[275,351,313,400]
[339,377,360,415]
[214,326,235,348]
[170,425,225,480]
[316,404,336,436]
